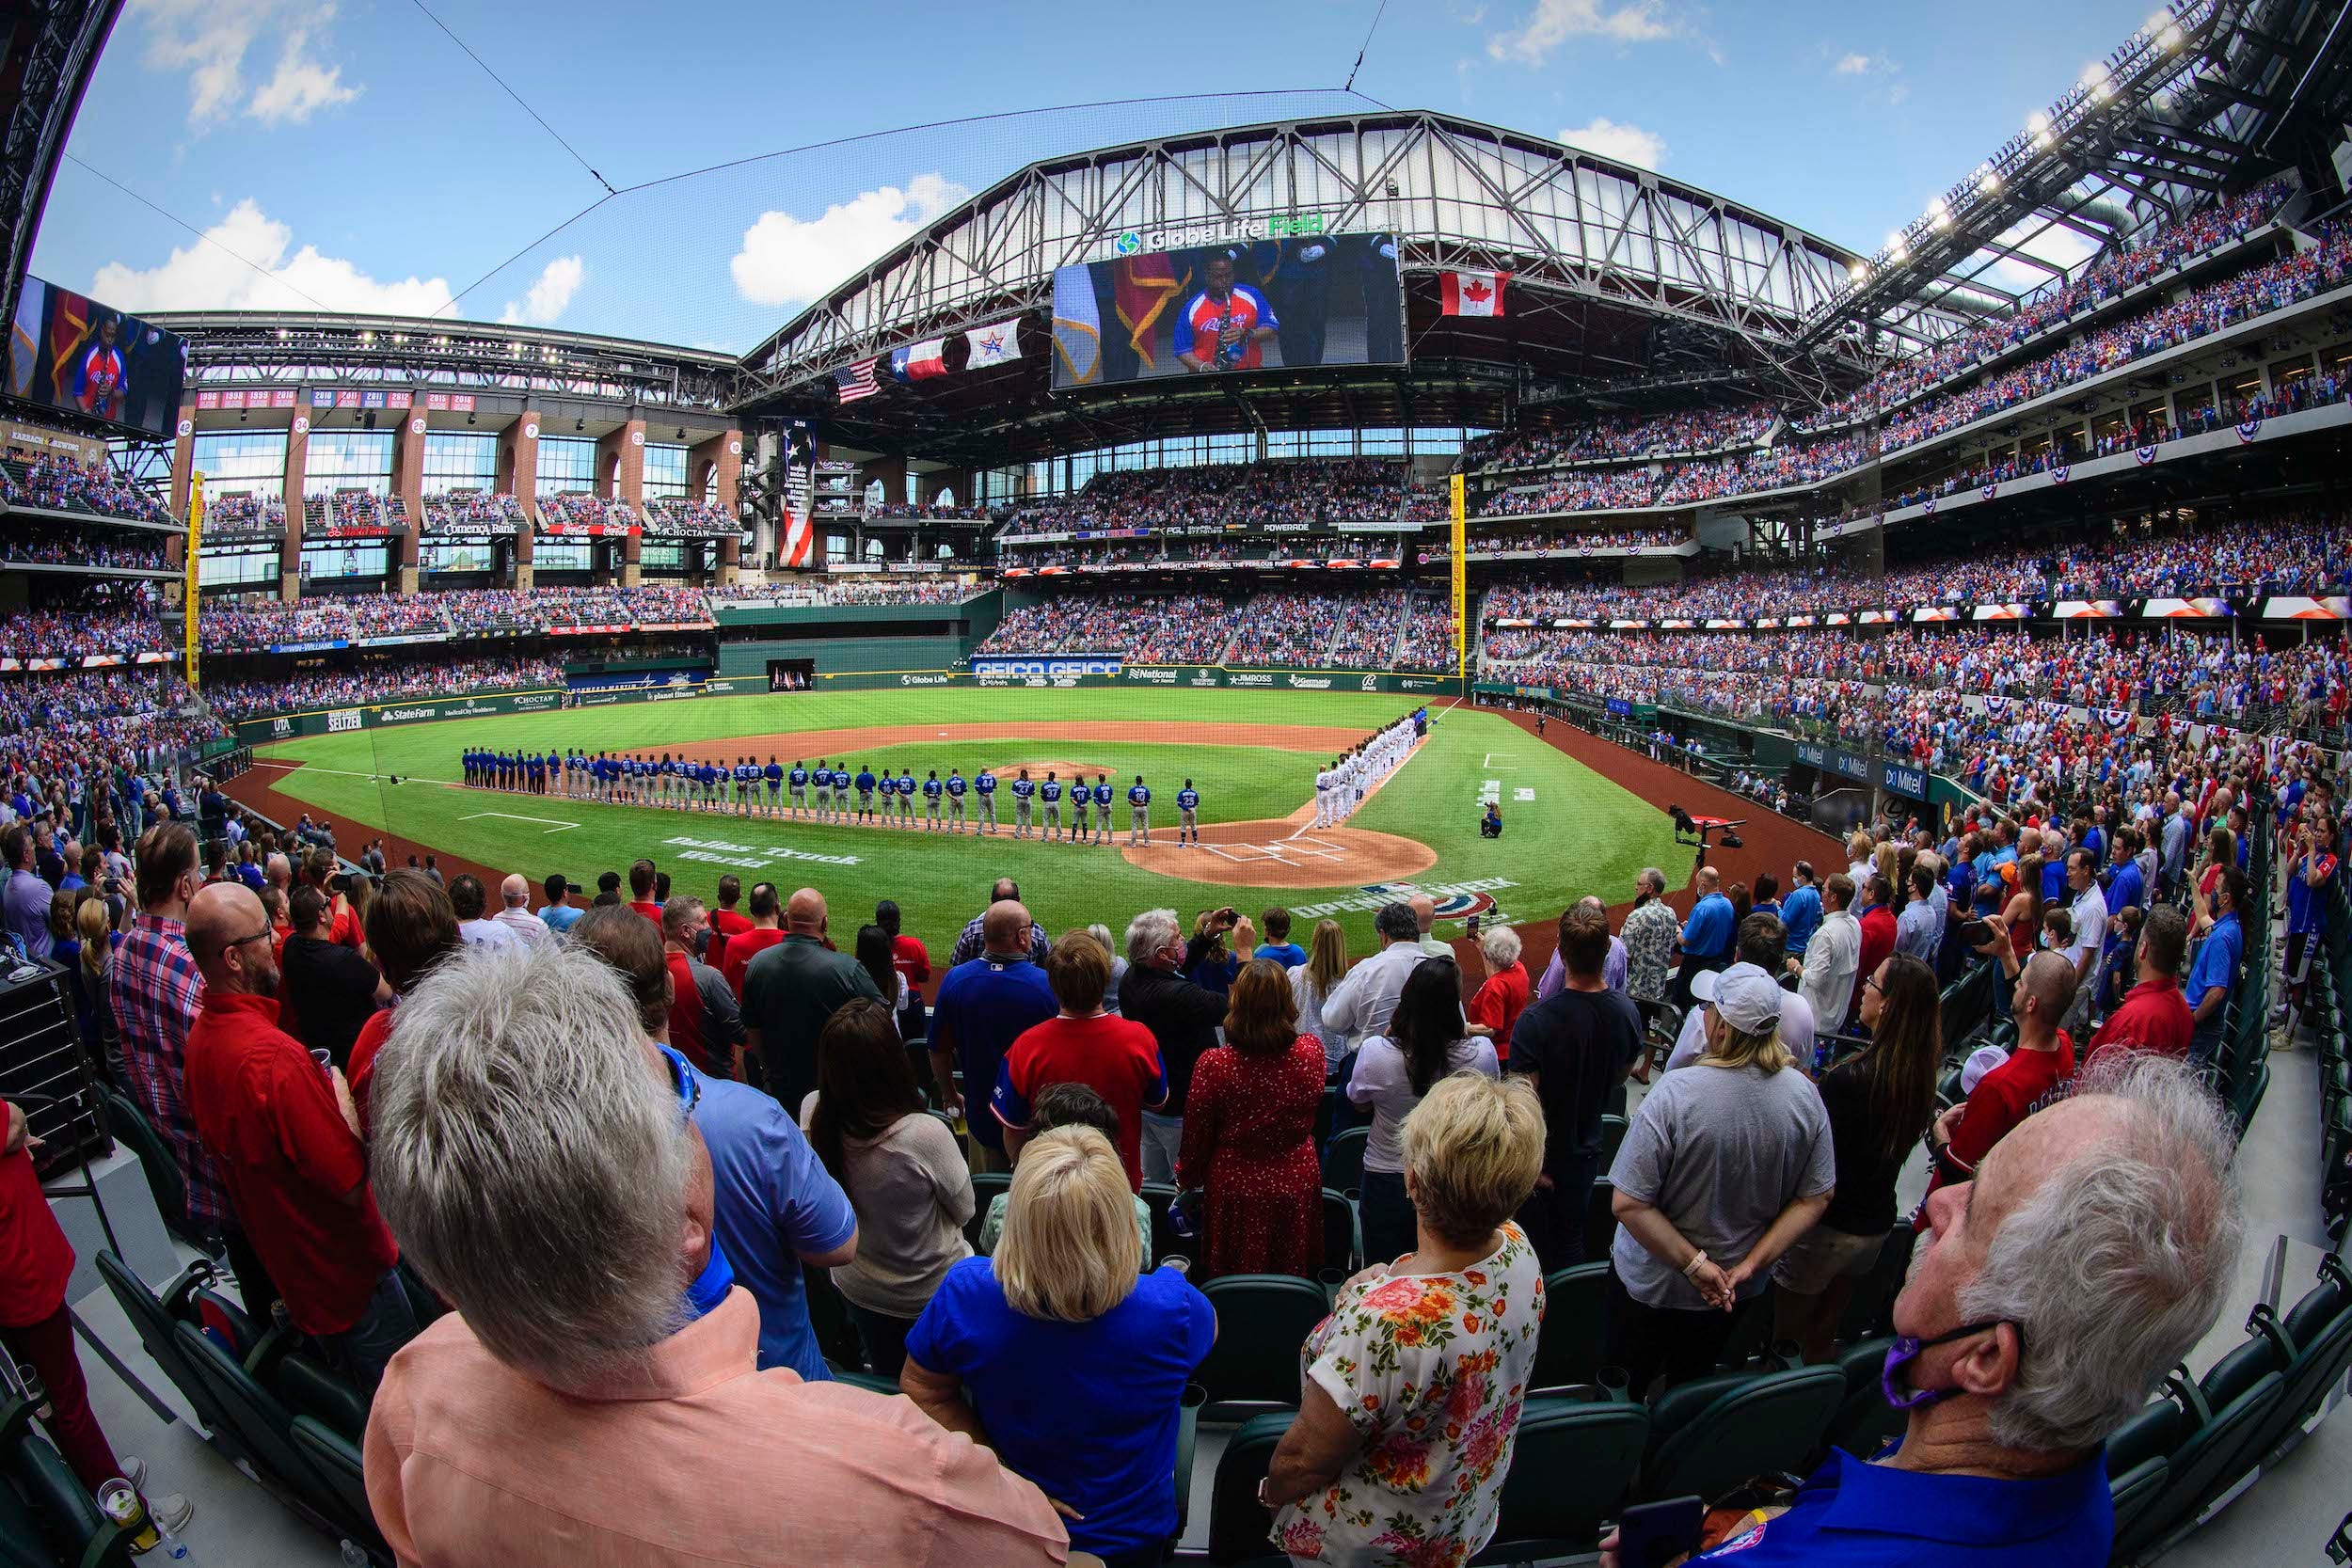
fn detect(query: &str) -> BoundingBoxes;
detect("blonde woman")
[1605,967,1835,1393]
[1288,920,1349,1066]
[1263,1073,1547,1566]
[902,1126,1213,1568]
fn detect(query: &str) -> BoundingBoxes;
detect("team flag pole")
[183,471,204,689]
[1449,472,1467,684]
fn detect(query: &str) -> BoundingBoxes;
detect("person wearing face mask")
[660,896,741,1078]
[183,881,418,1394]
[363,940,1066,1566]
[1602,1055,2241,1566]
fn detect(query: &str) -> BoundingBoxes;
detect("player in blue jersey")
[855,764,878,823]
[765,755,784,816]
[1177,780,1200,846]
[974,767,997,833]
[1092,775,1116,846]
[811,758,833,822]
[895,768,916,826]
[788,760,809,817]
[1126,775,1151,847]
[1010,769,1036,837]
[922,769,945,831]
[876,768,899,825]
[1067,770,1090,844]
[1040,771,1062,838]
[945,768,968,833]
[545,750,560,797]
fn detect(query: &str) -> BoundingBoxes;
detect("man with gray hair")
[1535,894,1629,1003]
[1613,1055,2240,1563]
[1320,902,1435,1048]
[1120,905,1254,1181]
[362,942,1068,1564]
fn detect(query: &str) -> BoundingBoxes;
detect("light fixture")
[576,418,586,432]
[2026,110,2050,135]
[2080,60,2108,88]
[1980,171,2001,195]
[1849,261,1868,282]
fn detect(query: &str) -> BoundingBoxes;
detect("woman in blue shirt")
[901,1127,1213,1567]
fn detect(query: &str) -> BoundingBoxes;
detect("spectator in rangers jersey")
[1175,252,1279,373]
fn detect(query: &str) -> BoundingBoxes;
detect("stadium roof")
[0,0,119,336]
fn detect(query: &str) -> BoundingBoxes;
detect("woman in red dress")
[1177,958,1325,1280]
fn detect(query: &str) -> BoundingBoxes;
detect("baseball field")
[234,688,1686,957]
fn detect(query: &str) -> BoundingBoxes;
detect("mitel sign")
[1880,762,1929,800]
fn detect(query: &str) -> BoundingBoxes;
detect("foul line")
[254,760,463,786]
[459,811,580,833]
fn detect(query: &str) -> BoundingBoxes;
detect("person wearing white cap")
[1604,962,1835,1394]
[1661,913,1815,1074]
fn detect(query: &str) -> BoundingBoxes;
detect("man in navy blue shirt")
[1040,772,1062,839]
[1126,775,1152,847]
[945,768,969,834]
[929,900,1057,1175]
[1633,1056,2238,1567]
[1092,775,1116,846]
[923,769,946,832]
[974,768,998,834]
[1010,769,1036,837]
[854,765,878,823]
[1175,780,1200,847]
[894,767,917,827]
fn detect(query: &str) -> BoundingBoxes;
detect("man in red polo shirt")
[183,883,417,1394]
[628,859,664,925]
[1849,874,1899,1032]
[2085,905,2195,1072]
[992,930,1166,1190]
[722,882,787,999]
[707,873,755,973]
[661,895,740,1077]
[1924,951,2078,1210]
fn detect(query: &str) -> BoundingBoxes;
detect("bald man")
[1927,950,2080,1204]
[739,887,882,1111]
[494,873,549,945]
[930,899,1057,1175]
[181,883,416,1392]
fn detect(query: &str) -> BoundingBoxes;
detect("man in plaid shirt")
[111,824,268,1301]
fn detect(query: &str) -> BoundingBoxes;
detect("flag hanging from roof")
[889,340,947,382]
[965,318,1022,367]
[780,421,816,569]
[1439,269,1509,317]
[834,358,881,404]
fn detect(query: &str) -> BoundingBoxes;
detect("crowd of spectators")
[1224,592,1346,667]
[1479,467,1661,515]
[0,455,175,526]
[978,593,1241,663]
[206,494,287,539]
[3,522,170,572]
[0,584,169,665]
[421,492,525,534]
[1469,400,1779,471]
[1393,600,1458,671]
[1451,525,1689,556]
[536,494,639,531]
[202,655,569,722]
[999,458,1409,537]
[305,492,404,536]
[642,498,740,535]
[198,594,447,652]
[1327,592,1406,668]
[866,501,990,520]
[433,585,711,633]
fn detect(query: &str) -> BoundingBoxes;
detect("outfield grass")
[255,689,1681,957]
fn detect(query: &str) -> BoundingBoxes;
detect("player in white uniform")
[1313,765,1334,830]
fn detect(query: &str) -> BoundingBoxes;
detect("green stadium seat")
[1529,1263,1610,1392]
[267,1353,370,1446]
[1320,1126,1368,1197]
[290,1415,388,1556]
[1820,1338,1906,1462]
[2103,1400,2181,1552]
[90,1252,245,1464]
[0,1480,61,1568]
[2113,1338,2286,1561]
[964,1171,1011,1253]
[1144,1183,1198,1270]
[1194,1276,1329,1413]
[801,1258,866,1370]
[1599,1114,1629,1167]
[2234,1258,2352,1483]
[1583,1178,1617,1262]
[1833,1227,1916,1343]
[0,1402,134,1568]
[1320,1188,1359,1276]
[102,1090,206,1253]
[1470,1397,1648,1560]
[832,1369,901,1398]
[172,1321,373,1537]
[1640,1364,1846,1503]
[1203,1411,1292,1566]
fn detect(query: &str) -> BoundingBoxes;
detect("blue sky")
[33,0,2162,352]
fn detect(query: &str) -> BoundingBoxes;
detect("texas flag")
[1439,269,1509,317]
[889,339,948,382]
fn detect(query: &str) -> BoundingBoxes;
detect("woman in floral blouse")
[1261,1073,1548,1567]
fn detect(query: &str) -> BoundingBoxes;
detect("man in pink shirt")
[362,940,1069,1568]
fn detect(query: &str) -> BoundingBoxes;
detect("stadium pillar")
[691,429,743,585]
[279,403,312,601]
[599,416,646,586]
[394,408,427,594]
[502,408,540,592]
[167,397,198,574]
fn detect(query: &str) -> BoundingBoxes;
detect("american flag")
[834,358,881,404]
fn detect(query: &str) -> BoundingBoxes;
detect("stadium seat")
[1202,1411,1292,1565]
[965,1171,1011,1253]
[1599,1113,1629,1167]
[1529,1263,1611,1392]
[2103,1400,2181,1551]
[102,1090,206,1254]
[267,1352,370,1447]
[801,1258,866,1371]
[0,1402,134,1568]
[289,1415,389,1558]
[2112,1338,2287,1560]
[1833,1227,1915,1343]
[1820,1338,1906,1462]
[0,1481,59,1568]
[1583,1178,1617,1262]
[1194,1276,1329,1412]
[832,1370,901,1398]
[91,1252,244,1461]
[1144,1183,1199,1270]
[1320,1189,1359,1276]
[172,1320,353,1528]
[2244,1255,2352,1462]
[1639,1364,1846,1503]
[1319,1127,1368,1197]
[1470,1396,1648,1560]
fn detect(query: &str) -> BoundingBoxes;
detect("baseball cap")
[1691,962,1784,1035]
[1960,1044,2012,1095]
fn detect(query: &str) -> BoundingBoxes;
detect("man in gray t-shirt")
[1607,967,1834,1391]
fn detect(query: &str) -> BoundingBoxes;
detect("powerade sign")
[1881,761,1929,800]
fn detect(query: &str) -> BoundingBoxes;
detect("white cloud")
[1558,117,1667,169]
[130,0,360,126]
[501,256,585,325]
[728,174,969,308]
[1487,0,1677,63]
[1833,50,1897,76]
[90,198,455,315]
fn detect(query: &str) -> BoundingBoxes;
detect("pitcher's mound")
[992,761,1109,784]
[1121,821,1437,887]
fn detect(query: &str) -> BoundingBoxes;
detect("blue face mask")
[1882,1320,2012,1409]
[683,1233,733,1321]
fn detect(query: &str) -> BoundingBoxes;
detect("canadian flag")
[1440,269,1509,317]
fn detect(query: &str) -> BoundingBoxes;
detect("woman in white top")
[1289,919,1349,1068]
[855,924,909,1037]
[1345,957,1498,1264]
[802,997,973,1376]
[1089,923,1130,1015]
